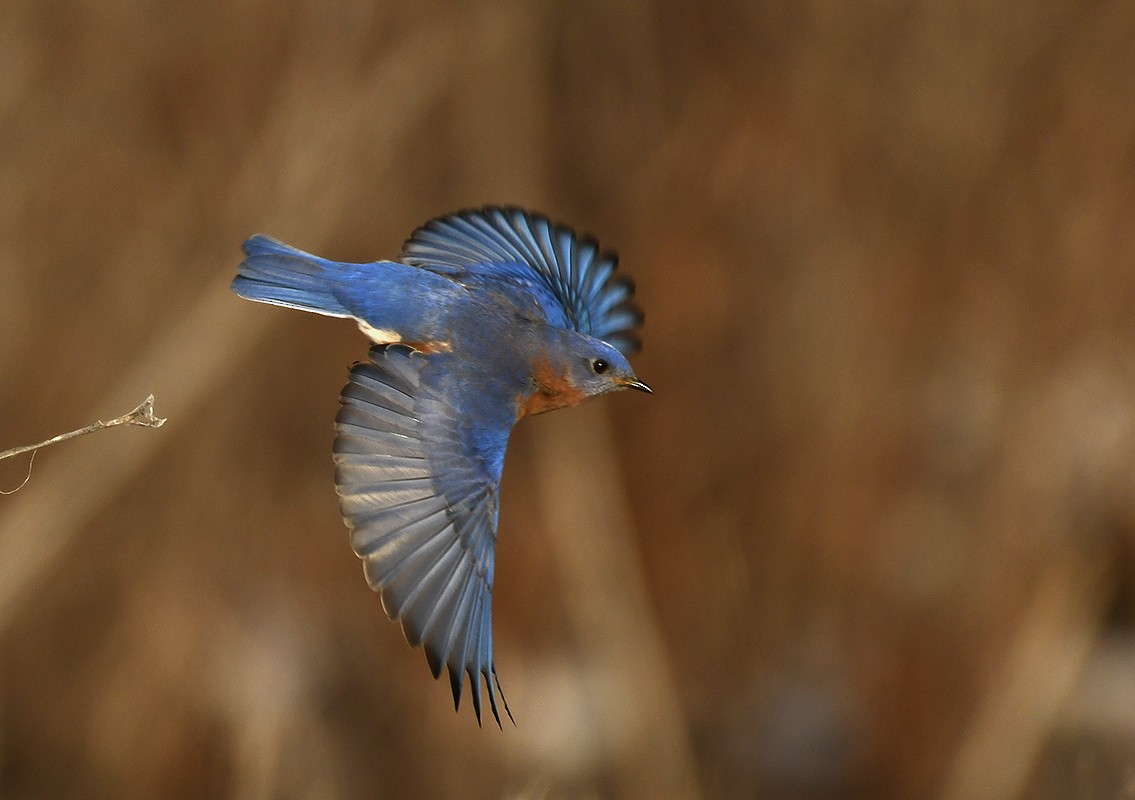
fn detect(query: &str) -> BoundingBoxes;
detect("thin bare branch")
[0,396,165,492]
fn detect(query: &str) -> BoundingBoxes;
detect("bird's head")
[566,336,652,398]
[521,332,651,418]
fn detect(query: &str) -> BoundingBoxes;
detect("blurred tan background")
[2,1,1135,798]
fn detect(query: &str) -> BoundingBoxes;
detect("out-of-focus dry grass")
[2,1,1135,798]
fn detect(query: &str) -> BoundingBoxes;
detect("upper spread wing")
[333,345,513,726]
[400,206,643,355]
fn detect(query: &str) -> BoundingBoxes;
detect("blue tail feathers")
[232,235,352,317]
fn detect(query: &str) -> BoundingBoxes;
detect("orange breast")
[517,357,586,418]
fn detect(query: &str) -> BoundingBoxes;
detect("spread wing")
[400,206,643,355]
[333,345,513,727]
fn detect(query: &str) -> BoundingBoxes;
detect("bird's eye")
[591,358,609,374]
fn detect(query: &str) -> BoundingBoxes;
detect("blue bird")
[232,207,650,726]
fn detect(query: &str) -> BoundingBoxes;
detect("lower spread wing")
[333,345,513,727]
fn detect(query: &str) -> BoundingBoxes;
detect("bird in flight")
[232,207,650,727]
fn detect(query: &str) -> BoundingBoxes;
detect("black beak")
[626,378,653,394]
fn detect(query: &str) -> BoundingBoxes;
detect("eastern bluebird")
[232,207,649,726]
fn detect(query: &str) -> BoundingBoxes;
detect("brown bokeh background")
[3,2,1135,798]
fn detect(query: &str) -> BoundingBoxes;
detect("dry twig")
[0,396,165,494]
